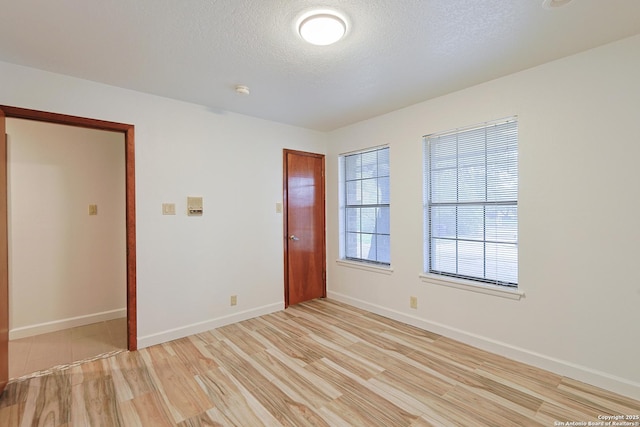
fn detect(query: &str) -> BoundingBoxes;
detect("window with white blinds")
[423,118,518,287]
[340,146,390,265]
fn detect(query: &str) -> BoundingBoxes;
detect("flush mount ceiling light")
[298,11,346,46]
[542,0,573,9]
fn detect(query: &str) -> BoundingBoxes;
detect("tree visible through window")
[424,118,518,286]
[341,146,390,265]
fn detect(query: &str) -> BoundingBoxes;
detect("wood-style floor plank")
[1,298,638,426]
[141,352,212,423]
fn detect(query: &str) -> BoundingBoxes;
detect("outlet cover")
[88,204,98,216]
[230,295,237,306]
[410,296,418,309]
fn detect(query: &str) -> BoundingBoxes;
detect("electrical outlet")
[410,296,418,309]
[230,295,237,306]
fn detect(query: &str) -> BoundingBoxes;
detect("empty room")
[0,0,639,426]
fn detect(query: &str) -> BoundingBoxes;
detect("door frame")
[0,105,137,351]
[282,149,326,308]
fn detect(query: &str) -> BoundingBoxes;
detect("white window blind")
[424,118,518,286]
[341,146,390,265]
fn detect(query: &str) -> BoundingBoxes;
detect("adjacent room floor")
[8,317,127,380]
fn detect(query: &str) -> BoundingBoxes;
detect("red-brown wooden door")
[0,110,8,395]
[284,150,326,306]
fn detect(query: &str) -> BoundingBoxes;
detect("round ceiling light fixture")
[298,11,346,46]
[542,0,573,9]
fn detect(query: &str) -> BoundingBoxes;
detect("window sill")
[419,273,524,300]
[336,259,394,275]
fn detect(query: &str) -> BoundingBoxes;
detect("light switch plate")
[162,203,176,215]
[275,202,283,213]
[88,204,98,216]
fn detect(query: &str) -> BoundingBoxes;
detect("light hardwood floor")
[0,299,638,426]
[9,317,127,380]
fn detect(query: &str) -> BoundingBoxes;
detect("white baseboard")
[137,302,284,349]
[328,291,640,401]
[9,308,127,340]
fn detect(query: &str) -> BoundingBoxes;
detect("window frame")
[339,145,391,266]
[423,117,518,288]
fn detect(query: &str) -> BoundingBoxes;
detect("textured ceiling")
[1,0,639,131]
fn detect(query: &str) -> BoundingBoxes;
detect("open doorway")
[0,106,136,388]
[7,118,126,378]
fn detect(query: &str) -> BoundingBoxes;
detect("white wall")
[7,119,126,338]
[326,35,640,399]
[0,60,326,348]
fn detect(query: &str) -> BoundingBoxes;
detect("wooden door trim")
[0,110,7,393]
[283,149,326,308]
[0,105,137,351]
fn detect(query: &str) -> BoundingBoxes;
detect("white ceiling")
[1,0,639,131]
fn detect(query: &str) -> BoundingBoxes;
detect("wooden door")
[283,150,326,306]
[0,110,8,395]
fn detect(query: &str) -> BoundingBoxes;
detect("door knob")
[289,235,300,241]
